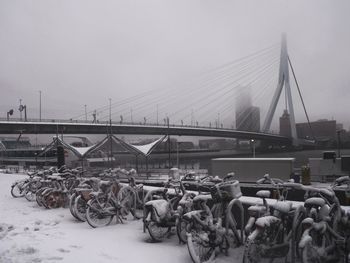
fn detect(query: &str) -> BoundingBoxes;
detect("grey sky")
[0,0,349,131]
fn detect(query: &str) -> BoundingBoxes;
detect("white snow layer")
[0,173,245,263]
[2,173,349,263]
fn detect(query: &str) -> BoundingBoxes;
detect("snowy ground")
[0,173,244,263]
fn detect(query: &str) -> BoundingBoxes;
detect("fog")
[1,0,349,131]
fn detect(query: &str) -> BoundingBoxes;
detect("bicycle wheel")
[86,199,114,228]
[176,218,188,243]
[24,189,36,202]
[243,238,261,263]
[117,186,141,218]
[186,231,215,263]
[300,241,321,263]
[300,227,336,263]
[69,192,79,219]
[292,205,306,261]
[74,195,88,222]
[226,198,244,246]
[11,183,25,198]
[146,221,169,242]
[36,188,47,207]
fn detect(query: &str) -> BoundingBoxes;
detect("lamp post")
[84,105,87,122]
[167,117,171,168]
[7,109,14,121]
[176,141,179,168]
[19,99,22,120]
[39,90,42,121]
[251,139,256,158]
[108,98,112,122]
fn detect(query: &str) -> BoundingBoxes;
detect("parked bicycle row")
[10,168,350,262]
[141,174,350,263]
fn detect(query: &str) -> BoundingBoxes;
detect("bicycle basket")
[211,180,242,202]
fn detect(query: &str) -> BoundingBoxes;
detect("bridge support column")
[262,34,298,146]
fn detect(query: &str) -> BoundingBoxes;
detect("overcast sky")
[1,0,349,131]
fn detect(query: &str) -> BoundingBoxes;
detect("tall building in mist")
[279,109,292,137]
[235,88,260,132]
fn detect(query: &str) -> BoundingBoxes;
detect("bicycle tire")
[300,241,321,263]
[226,198,244,246]
[117,186,141,218]
[242,238,261,263]
[292,205,306,262]
[69,192,79,219]
[86,199,114,228]
[146,221,169,242]
[24,189,36,202]
[176,218,188,243]
[300,227,340,263]
[11,183,25,198]
[186,231,215,263]
[36,188,47,207]
[73,195,88,222]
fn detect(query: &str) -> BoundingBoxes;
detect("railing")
[0,117,282,137]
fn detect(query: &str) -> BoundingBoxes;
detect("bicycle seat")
[305,197,326,207]
[48,175,63,181]
[255,215,280,228]
[193,194,212,202]
[183,210,205,221]
[75,188,92,193]
[256,190,271,198]
[145,199,170,219]
[272,202,292,214]
[89,191,102,198]
[335,176,350,185]
[179,193,195,206]
[302,217,314,226]
[248,205,267,214]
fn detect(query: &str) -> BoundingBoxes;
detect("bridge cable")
[99,47,280,122]
[173,56,279,124]
[288,56,317,142]
[90,45,280,122]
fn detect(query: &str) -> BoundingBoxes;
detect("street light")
[108,98,112,122]
[19,104,27,121]
[176,141,180,168]
[39,90,42,121]
[19,99,22,120]
[251,139,256,158]
[7,109,14,121]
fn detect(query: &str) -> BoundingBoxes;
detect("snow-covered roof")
[113,135,168,157]
[39,135,168,159]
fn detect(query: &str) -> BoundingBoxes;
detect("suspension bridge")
[1,35,313,147]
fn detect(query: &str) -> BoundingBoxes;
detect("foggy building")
[235,88,260,132]
[236,106,260,132]
[296,119,337,146]
[279,109,292,137]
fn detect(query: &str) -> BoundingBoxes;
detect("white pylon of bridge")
[262,34,298,146]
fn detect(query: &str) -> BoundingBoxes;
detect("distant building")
[279,110,292,137]
[154,138,194,152]
[199,139,235,150]
[236,106,260,132]
[0,137,56,167]
[235,87,260,132]
[296,119,337,146]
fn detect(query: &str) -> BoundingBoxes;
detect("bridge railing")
[0,117,280,136]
